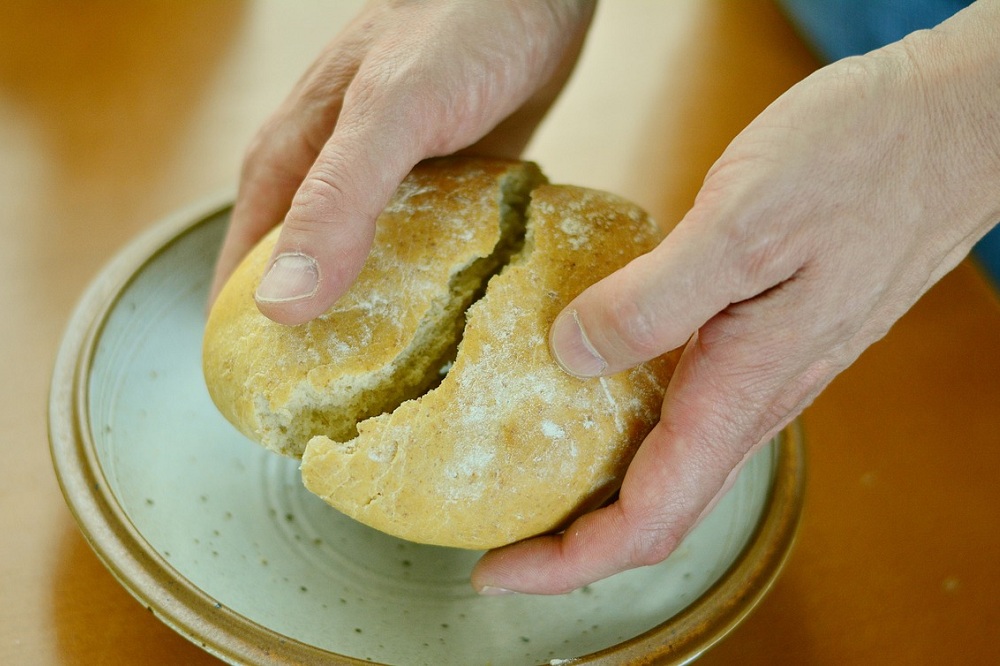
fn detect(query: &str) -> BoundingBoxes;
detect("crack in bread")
[204,158,545,457]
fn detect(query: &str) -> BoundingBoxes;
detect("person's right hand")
[472,0,1000,595]
[208,0,596,325]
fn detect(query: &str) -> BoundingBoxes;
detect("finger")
[476,274,838,595]
[251,68,439,325]
[209,130,326,308]
[548,201,807,377]
[208,38,363,307]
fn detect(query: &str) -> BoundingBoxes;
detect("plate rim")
[48,196,805,666]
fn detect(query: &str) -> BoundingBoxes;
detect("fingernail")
[549,309,607,377]
[255,253,319,303]
[477,585,517,596]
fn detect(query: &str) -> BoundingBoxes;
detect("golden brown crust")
[205,158,678,549]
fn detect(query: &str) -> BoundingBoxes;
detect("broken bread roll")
[203,157,678,549]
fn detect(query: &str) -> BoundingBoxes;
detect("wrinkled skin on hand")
[474,3,1000,594]
[208,0,597,324]
[208,0,1000,595]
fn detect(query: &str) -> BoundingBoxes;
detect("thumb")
[253,90,428,326]
[547,221,722,376]
[548,213,801,376]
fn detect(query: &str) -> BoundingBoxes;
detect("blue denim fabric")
[775,0,1000,288]
[776,0,971,61]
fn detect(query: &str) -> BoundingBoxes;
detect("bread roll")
[204,157,677,549]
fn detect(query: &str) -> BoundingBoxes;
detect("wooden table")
[3,2,997,663]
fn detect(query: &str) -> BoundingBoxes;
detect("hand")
[208,0,596,325]
[472,3,1000,594]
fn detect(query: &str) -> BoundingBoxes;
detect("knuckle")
[617,500,686,569]
[718,210,800,301]
[285,168,359,232]
[349,40,497,156]
[733,237,785,296]
[294,172,347,212]
[625,521,683,568]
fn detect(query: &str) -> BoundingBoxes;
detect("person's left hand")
[208,0,596,325]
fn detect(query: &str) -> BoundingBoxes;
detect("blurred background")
[2,2,997,664]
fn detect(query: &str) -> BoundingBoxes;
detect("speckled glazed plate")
[49,196,805,665]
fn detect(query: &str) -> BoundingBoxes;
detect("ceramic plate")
[49,196,805,665]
